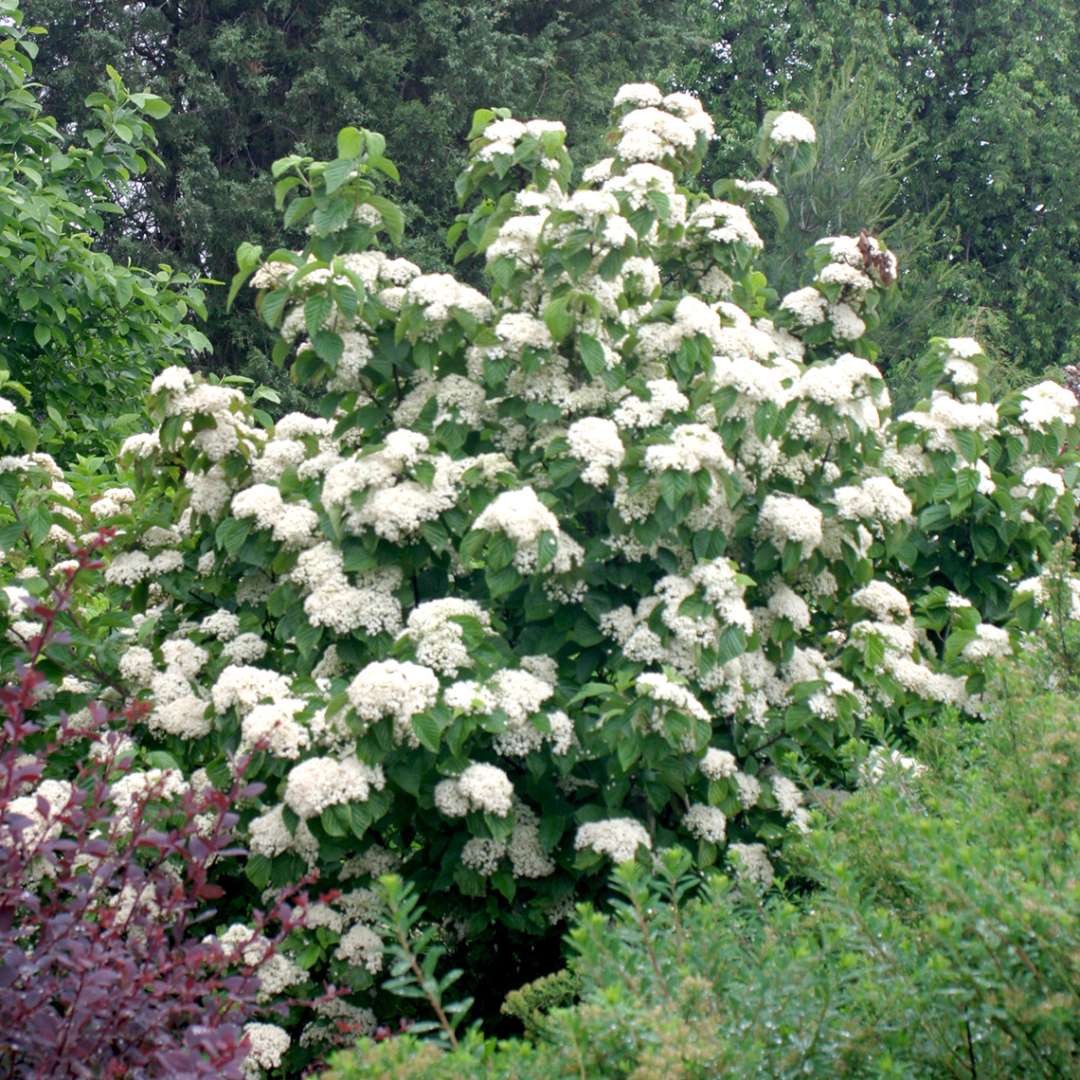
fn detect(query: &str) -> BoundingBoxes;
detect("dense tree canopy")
[696,0,1080,378]
[21,1,1078,390]
[0,8,209,456]
[23,0,709,378]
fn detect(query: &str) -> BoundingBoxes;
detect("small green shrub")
[326,661,1080,1078]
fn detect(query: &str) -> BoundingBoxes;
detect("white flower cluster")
[757,494,823,551]
[346,660,440,746]
[686,199,762,249]
[404,273,494,333]
[473,487,583,574]
[768,111,816,147]
[3,779,72,853]
[248,804,319,865]
[1018,380,1076,431]
[242,1023,291,1077]
[335,923,383,974]
[291,544,402,637]
[613,87,714,164]
[110,769,187,831]
[284,755,385,820]
[636,672,710,724]
[574,818,651,863]
[833,476,912,528]
[475,117,566,163]
[434,762,514,817]
[700,747,738,780]
[683,803,726,843]
[728,842,774,888]
[900,390,999,453]
[399,599,490,675]
[567,416,624,486]
[960,623,1012,662]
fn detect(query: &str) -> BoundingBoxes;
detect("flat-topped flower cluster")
[6,83,1077,1067]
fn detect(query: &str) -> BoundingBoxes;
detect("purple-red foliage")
[0,536,303,1079]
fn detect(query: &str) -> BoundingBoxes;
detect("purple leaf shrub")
[0,536,306,1079]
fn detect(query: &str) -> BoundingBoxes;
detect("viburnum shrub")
[15,84,1079,1057]
[0,537,309,1078]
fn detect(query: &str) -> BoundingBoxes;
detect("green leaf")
[323,157,357,195]
[146,750,181,771]
[536,530,559,571]
[283,194,315,230]
[543,296,574,342]
[389,757,424,796]
[368,195,405,245]
[259,287,290,328]
[538,814,567,852]
[486,564,521,599]
[337,126,363,159]
[953,428,978,461]
[139,95,171,119]
[412,712,442,753]
[313,330,344,366]
[304,292,333,336]
[617,732,641,771]
[714,624,747,665]
[215,517,251,556]
[578,333,607,376]
[245,854,272,889]
[321,805,347,838]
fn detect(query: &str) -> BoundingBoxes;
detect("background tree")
[22,0,710,386]
[692,0,1080,384]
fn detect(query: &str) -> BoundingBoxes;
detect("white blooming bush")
[15,88,1078,1055]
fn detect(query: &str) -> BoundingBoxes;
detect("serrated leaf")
[323,157,357,195]
[715,624,747,665]
[412,712,442,753]
[304,292,332,336]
